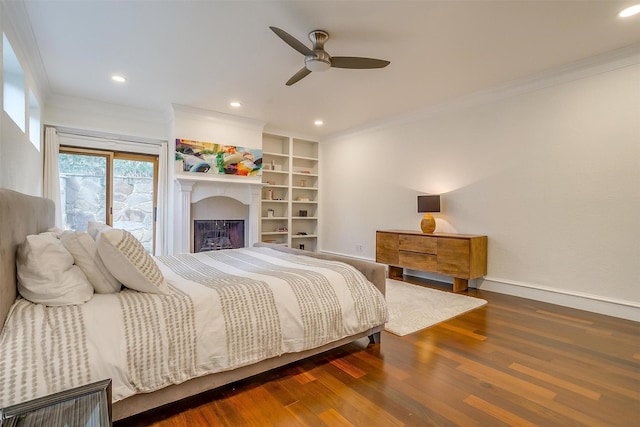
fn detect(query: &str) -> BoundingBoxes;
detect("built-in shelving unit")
[261,133,319,251]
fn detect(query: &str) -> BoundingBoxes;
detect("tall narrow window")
[29,90,41,151]
[3,33,26,132]
[59,147,158,253]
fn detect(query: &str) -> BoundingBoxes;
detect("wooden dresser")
[376,230,487,292]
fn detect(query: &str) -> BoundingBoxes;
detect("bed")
[0,187,388,421]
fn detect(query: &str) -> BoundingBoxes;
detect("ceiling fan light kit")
[270,26,390,86]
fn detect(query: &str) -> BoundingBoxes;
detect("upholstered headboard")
[0,188,54,329]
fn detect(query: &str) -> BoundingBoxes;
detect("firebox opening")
[194,220,245,252]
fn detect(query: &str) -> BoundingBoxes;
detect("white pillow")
[61,231,122,294]
[97,229,168,294]
[17,233,94,306]
[47,227,65,239]
[87,221,112,241]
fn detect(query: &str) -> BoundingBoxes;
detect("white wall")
[0,0,45,196]
[45,94,168,141]
[321,60,640,320]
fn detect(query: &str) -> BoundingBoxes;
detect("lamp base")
[420,213,436,234]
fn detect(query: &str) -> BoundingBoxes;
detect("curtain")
[155,142,169,255]
[43,126,63,227]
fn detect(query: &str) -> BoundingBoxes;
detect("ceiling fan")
[269,26,390,86]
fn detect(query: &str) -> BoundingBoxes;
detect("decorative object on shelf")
[299,244,305,250]
[297,196,310,202]
[300,179,306,187]
[267,189,273,200]
[175,138,263,176]
[299,210,308,217]
[267,208,275,217]
[417,194,441,234]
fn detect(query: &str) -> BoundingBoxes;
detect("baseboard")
[319,250,374,263]
[476,277,640,322]
[319,250,640,322]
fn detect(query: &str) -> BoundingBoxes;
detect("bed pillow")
[17,233,94,306]
[97,228,168,294]
[61,231,122,294]
[47,227,65,239]
[87,221,112,241]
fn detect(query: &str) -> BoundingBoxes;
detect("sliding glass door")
[59,147,158,253]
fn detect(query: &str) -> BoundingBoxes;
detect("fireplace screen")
[194,220,245,252]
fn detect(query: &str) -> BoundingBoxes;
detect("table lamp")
[417,195,440,233]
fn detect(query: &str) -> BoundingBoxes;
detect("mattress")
[0,247,387,407]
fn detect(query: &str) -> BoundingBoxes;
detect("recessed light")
[230,101,241,108]
[314,120,323,126]
[111,75,126,83]
[619,4,640,17]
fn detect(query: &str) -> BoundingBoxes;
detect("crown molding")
[170,104,266,132]
[325,43,640,143]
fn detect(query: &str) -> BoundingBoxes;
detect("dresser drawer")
[399,235,437,254]
[399,251,437,271]
[376,232,399,264]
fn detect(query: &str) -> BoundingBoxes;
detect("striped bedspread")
[0,247,387,407]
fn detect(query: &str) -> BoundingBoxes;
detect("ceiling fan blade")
[270,26,313,56]
[286,67,312,86]
[331,57,390,69]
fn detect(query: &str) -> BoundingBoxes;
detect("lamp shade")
[417,195,440,213]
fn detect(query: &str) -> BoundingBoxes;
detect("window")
[29,90,41,150]
[2,33,26,132]
[59,147,158,253]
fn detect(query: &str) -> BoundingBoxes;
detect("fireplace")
[174,176,263,255]
[194,220,244,252]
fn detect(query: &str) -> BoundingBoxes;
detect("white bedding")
[0,247,387,407]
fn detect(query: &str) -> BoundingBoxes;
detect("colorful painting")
[175,138,262,176]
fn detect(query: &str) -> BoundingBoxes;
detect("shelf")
[262,199,288,203]
[292,171,318,177]
[261,241,289,246]
[263,184,289,188]
[261,231,289,236]
[292,155,318,162]
[262,170,288,175]
[263,151,289,158]
[261,216,288,220]
[292,200,317,204]
[293,217,318,220]
[292,234,318,239]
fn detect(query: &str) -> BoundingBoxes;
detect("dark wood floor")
[116,277,640,426]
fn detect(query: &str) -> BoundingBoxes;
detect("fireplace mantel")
[174,174,264,254]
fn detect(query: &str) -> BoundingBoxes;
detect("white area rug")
[384,279,487,336]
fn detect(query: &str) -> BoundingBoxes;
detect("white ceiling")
[16,0,640,138]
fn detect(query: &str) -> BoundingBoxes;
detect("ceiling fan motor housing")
[305,52,331,71]
[305,30,331,71]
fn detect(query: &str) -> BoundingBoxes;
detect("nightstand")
[0,379,112,426]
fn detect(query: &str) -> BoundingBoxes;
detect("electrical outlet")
[355,244,363,253]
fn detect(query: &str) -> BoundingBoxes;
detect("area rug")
[384,279,487,336]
